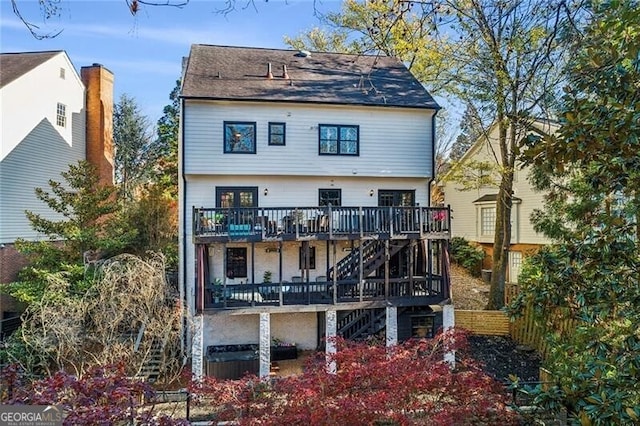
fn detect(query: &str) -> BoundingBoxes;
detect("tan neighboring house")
[440,121,555,283]
[0,51,114,328]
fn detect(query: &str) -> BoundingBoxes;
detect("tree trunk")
[486,120,515,310]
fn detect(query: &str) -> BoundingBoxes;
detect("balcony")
[201,275,449,311]
[193,205,450,242]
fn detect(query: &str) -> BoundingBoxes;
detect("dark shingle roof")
[0,51,62,88]
[181,44,439,109]
[473,194,522,203]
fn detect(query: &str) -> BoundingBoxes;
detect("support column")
[325,310,337,374]
[386,306,398,347]
[443,304,455,367]
[191,315,204,378]
[259,312,271,380]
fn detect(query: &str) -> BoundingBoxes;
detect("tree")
[113,94,159,201]
[513,1,640,422]
[123,185,179,270]
[449,103,483,161]
[154,80,181,199]
[285,0,451,88]
[4,161,135,304]
[189,330,518,425]
[10,0,188,39]
[2,254,185,382]
[289,0,584,308]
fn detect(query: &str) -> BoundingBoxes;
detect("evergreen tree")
[7,161,135,304]
[113,94,158,201]
[154,80,180,199]
[514,1,640,422]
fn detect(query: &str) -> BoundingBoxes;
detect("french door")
[215,187,258,225]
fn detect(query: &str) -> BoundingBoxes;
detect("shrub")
[1,363,187,425]
[450,237,484,276]
[188,330,518,425]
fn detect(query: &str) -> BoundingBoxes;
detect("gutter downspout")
[428,107,440,207]
[180,95,189,365]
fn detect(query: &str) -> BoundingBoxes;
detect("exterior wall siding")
[441,130,549,247]
[0,53,85,244]
[183,101,434,178]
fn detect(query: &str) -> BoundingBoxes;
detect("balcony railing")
[202,275,448,310]
[193,206,450,240]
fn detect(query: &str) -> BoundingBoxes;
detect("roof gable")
[181,44,439,109]
[0,51,63,88]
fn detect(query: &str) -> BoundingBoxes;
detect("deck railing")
[194,205,450,240]
[202,275,448,310]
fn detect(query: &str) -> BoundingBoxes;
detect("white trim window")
[480,206,496,236]
[56,102,67,127]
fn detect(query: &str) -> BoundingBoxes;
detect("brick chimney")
[81,64,114,186]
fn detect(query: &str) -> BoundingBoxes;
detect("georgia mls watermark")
[0,405,63,426]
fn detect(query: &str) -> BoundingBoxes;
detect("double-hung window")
[319,124,359,155]
[56,103,67,127]
[480,206,496,236]
[268,122,286,145]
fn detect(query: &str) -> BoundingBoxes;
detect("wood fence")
[455,310,510,336]
[455,284,578,359]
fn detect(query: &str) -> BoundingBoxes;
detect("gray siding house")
[179,44,452,378]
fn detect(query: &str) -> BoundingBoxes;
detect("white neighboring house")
[0,51,113,322]
[180,44,453,378]
[440,121,554,283]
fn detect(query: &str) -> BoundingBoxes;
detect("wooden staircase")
[122,322,168,383]
[329,240,411,282]
[337,308,387,340]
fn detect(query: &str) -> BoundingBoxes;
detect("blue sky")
[1,0,341,123]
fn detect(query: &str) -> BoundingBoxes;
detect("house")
[179,44,452,378]
[440,121,555,282]
[0,50,114,322]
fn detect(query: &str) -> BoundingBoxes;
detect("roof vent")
[296,50,311,58]
[266,62,273,79]
[282,64,289,79]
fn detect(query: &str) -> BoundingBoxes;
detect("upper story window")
[268,122,286,146]
[319,189,342,206]
[224,121,256,153]
[319,124,359,156]
[56,103,67,127]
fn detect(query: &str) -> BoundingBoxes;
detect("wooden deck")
[203,275,449,311]
[193,206,450,242]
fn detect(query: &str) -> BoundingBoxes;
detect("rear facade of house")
[179,44,452,378]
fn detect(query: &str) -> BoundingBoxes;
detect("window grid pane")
[319,124,358,155]
[56,103,66,127]
[269,122,286,145]
[319,189,341,206]
[481,207,496,235]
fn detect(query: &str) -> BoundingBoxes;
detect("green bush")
[450,237,484,277]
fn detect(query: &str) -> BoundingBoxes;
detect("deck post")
[326,309,337,374]
[386,305,398,347]
[192,315,204,378]
[443,304,455,368]
[259,312,271,380]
